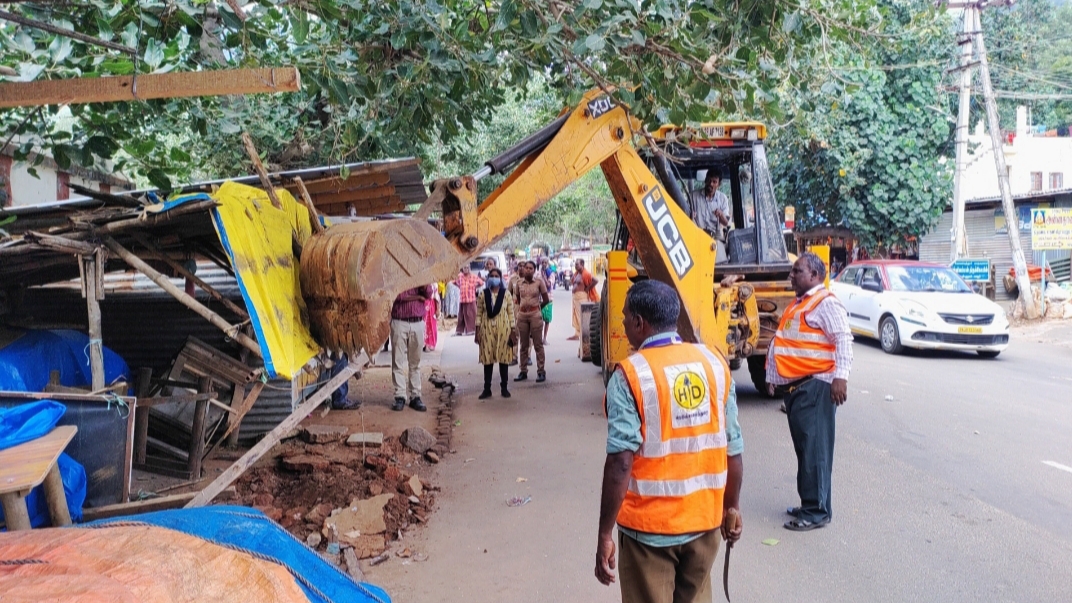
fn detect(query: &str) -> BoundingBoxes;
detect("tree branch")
[0,8,138,56]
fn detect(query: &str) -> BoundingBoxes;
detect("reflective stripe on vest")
[772,289,836,379]
[616,342,731,535]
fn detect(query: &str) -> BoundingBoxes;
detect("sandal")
[783,518,829,532]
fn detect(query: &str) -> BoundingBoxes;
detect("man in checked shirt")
[766,252,853,531]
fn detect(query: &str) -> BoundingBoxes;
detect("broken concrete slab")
[401,426,436,454]
[346,432,384,447]
[323,493,394,541]
[424,450,440,464]
[343,546,366,580]
[281,454,332,472]
[303,424,349,444]
[407,474,423,497]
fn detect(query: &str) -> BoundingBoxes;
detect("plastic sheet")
[0,329,131,393]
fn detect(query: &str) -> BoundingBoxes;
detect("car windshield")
[885,266,972,293]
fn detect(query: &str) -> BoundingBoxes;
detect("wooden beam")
[241,132,283,210]
[81,252,105,391]
[0,9,138,55]
[0,67,300,109]
[132,233,249,319]
[133,368,153,467]
[202,380,265,460]
[292,176,325,235]
[81,492,198,521]
[101,236,263,358]
[186,358,363,508]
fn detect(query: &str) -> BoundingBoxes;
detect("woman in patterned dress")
[476,268,517,399]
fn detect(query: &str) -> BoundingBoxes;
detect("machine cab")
[627,122,791,278]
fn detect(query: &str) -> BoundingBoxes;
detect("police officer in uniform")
[595,280,744,603]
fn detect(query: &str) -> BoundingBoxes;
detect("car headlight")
[901,300,928,319]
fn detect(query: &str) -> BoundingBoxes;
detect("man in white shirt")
[690,172,731,241]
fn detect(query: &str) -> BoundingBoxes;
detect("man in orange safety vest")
[595,279,744,603]
[766,252,853,532]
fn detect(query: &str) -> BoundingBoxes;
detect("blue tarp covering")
[0,329,131,393]
[0,401,86,528]
[89,506,392,603]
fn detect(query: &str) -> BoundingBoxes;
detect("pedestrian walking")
[569,258,597,341]
[390,285,432,412]
[766,252,853,531]
[475,268,517,399]
[444,280,460,318]
[595,279,744,601]
[513,261,549,383]
[424,286,440,352]
[454,265,483,336]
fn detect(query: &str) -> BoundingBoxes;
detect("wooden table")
[0,425,77,530]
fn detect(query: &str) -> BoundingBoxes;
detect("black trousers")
[785,378,836,523]
[483,363,508,389]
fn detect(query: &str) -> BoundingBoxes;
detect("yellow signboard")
[1031,208,1072,250]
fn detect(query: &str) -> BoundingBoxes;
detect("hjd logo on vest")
[664,362,711,429]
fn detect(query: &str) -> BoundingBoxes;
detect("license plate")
[958,326,983,334]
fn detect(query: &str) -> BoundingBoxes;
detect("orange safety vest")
[771,289,837,380]
[612,341,731,535]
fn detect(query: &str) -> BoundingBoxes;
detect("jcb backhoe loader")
[299,88,796,393]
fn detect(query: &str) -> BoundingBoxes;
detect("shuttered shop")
[920,203,1072,300]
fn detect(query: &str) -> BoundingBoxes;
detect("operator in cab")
[690,171,731,264]
[595,279,744,601]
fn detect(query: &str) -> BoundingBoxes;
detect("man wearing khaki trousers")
[513,261,550,383]
[390,285,432,412]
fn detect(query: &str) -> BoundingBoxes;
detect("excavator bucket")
[299,218,462,357]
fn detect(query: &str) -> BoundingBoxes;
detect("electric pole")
[950,6,975,262]
[971,7,1040,318]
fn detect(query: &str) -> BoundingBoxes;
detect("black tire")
[879,316,904,354]
[977,350,1001,358]
[747,356,774,398]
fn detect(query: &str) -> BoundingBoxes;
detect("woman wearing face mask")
[475,268,518,399]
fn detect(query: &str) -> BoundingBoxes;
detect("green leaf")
[86,136,119,159]
[50,38,73,64]
[293,10,309,44]
[53,145,72,170]
[147,168,172,191]
[14,32,35,54]
[143,38,165,70]
[339,164,351,180]
[782,12,802,34]
[585,34,606,52]
[170,147,192,162]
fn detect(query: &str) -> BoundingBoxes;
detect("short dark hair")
[488,267,502,278]
[525,260,537,269]
[799,252,827,281]
[625,280,680,331]
[576,258,585,267]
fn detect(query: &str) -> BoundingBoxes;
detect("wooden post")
[0,492,31,530]
[102,237,262,357]
[133,367,153,466]
[42,465,72,526]
[188,376,212,479]
[81,252,105,391]
[293,176,325,234]
[241,132,283,210]
[186,359,362,508]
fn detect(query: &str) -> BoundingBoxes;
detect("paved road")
[372,289,1072,602]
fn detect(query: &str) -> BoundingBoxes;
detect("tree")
[770,0,954,253]
[1,0,882,189]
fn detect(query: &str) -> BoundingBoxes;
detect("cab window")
[840,267,860,285]
[859,267,882,288]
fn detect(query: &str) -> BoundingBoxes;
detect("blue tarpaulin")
[89,506,392,603]
[0,401,86,528]
[0,329,131,393]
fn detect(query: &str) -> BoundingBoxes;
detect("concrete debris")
[347,432,384,447]
[281,454,332,472]
[369,552,391,566]
[306,532,323,548]
[408,495,420,504]
[343,546,366,581]
[303,424,349,444]
[407,475,424,497]
[324,493,394,540]
[424,451,440,464]
[401,426,436,454]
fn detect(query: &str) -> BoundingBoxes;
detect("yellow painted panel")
[210,181,320,379]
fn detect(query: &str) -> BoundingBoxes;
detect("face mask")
[487,277,502,288]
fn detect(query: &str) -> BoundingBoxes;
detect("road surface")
[371,289,1072,602]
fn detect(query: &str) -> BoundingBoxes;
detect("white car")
[829,260,1010,357]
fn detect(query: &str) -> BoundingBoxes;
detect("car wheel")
[977,350,1001,358]
[879,316,903,355]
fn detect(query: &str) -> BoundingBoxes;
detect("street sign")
[1031,208,1072,250]
[951,258,991,282]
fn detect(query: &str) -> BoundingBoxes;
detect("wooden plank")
[0,67,300,109]
[133,233,249,319]
[0,391,135,404]
[82,254,105,391]
[42,464,72,526]
[203,380,265,460]
[0,492,31,530]
[133,368,153,466]
[292,176,325,235]
[188,376,212,479]
[81,492,197,521]
[0,426,77,495]
[102,236,263,357]
[186,359,363,508]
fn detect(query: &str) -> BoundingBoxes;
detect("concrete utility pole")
[971,8,1041,318]
[950,6,976,262]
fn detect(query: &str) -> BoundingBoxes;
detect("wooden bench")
[0,425,77,531]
